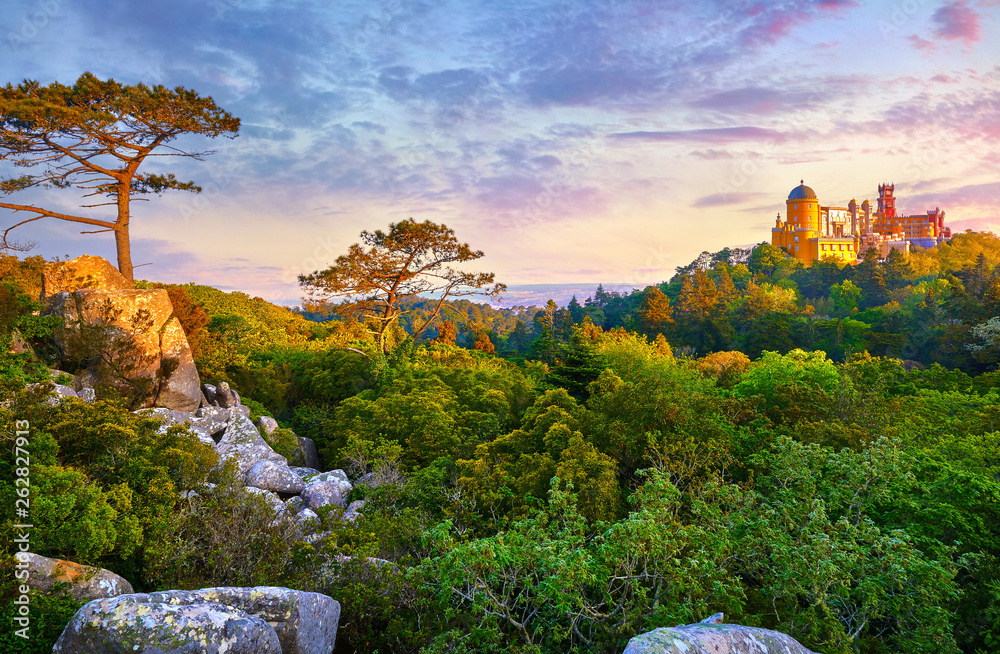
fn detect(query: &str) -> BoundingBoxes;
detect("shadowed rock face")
[623,623,817,654]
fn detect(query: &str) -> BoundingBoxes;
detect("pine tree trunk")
[116,187,133,282]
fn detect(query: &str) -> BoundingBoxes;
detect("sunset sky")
[2,0,998,305]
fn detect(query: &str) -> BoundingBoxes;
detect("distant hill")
[493,283,641,309]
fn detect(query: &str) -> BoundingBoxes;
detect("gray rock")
[301,480,346,511]
[304,469,352,497]
[216,381,236,408]
[246,460,306,494]
[28,382,78,406]
[344,500,365,522]
[297,436,321,470]
[216,413,286,476]
[53,594,282,654]
[22,552,133,602]
[296,508,320,529]
[138,587,339,654]
[53,384,78,399]
[231,388,242,405]
[245,487,287,516]
[285,496,304,513]
[138,406,193,426]
[622,623,818,654]
[192,406,230,437]
[77,387,96,403]
[188,427,217,448]
[231,404,251,419]
[257,415,279,435]
[290,466,321,479]
[203,383,217,405]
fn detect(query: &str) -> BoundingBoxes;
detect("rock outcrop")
[22,553,133,602]
[622,618,817,654]
[43,287,201,411]
[246,460,307,494]
[218,413,288,476]
[41,255,132,298]
[53,586,340,654]
[301,480,347,511]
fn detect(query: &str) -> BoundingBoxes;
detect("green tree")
[855,248,890,309]
[0,73,240,280]
[883,249,912,291]
[749,243,788,278]
[830,279,861,314]
[299,219,505,353]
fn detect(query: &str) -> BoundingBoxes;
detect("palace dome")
[788,180,817,201]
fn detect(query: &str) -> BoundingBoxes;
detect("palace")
[771,181,951,263]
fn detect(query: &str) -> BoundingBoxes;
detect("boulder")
[217,413,286,476]
[290,466,322,479]
[257,415,279,435]
[246,460,307,494]
[156,317,202,412]
[21,552,133,602]
[43,286,201,412]
[192,406,230,437]
[301,480,346,511]
[53,595,282,654]
[41,255,131,298]
[138,407,192,426]
[143,587,339,654]
[622,621,817,654]
[245,487,287,516]
[304,469,352,497]
[202,382,217,405]
[344,500,365,522]
[215,381,237,408]
[297,436,321,470]
[77,388,96,403]
[230,404,251,419]
[295,508,321,529]
[52,384,78,399]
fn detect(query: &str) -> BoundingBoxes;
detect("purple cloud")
[691,87,813,114]
[611,126,789,144]
[931,1,981,44]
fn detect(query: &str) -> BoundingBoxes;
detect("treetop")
[0,72,241,147]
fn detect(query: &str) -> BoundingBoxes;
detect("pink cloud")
[908,34,937,51]
[931,1,981,44]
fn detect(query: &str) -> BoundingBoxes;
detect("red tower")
[878,183,896,218]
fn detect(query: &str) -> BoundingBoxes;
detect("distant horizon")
[2,1,997,304]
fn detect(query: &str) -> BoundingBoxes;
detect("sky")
[1,0,998,305]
